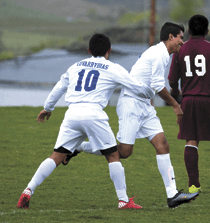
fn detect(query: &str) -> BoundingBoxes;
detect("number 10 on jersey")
[75,69,100,92]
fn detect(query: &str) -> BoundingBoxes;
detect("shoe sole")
[119,205,143,209]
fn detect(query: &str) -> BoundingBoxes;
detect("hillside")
[3,0,210,22]
[0,0,112,39]
[6,0,118,19]
[4,0,173,20]
[1,0,210,59]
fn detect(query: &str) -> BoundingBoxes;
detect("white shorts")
[54,106,117,153]
[116,95,163,144]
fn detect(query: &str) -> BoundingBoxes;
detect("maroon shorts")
[178,96,210,141]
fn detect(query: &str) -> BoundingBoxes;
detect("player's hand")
[37,110,51,124]
[173,105,183,125]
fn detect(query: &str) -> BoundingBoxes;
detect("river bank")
[0,44,167,107]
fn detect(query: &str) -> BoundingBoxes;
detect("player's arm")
[37,72,69,124]
[169,80,182,104]
[114,65,155,99]
[158,87,183,124]
[169,80,179,95]
[168,53,182,103]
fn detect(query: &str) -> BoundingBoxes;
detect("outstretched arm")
[37,110,51,124]
[158,87,183,125]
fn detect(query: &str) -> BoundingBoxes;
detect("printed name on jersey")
[77,61,109,70]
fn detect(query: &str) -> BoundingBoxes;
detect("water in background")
[0,44,167,107]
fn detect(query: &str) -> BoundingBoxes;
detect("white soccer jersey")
[44,56,154,112]
[121,42,171,103]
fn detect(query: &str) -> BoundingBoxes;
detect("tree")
[170,0,205,22]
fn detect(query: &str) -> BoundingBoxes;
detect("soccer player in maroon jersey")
[168,14,210,193]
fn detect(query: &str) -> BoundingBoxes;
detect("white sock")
[109,162,129,202]
[156,154,178,198]
[27,158,56,194]
[77,142,102,156]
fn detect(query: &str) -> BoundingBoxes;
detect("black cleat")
[167,190,199,208]
[62,150,80,165]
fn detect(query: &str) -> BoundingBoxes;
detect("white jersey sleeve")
[122,42,170,102]
[110,63,155,99]
[44,72,69,112]
[150,43,169,92]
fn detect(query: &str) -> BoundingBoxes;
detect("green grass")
[0,106,209,222]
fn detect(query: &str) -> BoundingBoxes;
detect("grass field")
[0,106,209,222]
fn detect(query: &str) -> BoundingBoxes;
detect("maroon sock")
[184,146,200,187]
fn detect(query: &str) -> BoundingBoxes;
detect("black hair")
[189,14,209,36]
[89,33,111,57]
[160,22,185,41]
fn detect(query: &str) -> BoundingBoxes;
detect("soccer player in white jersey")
[117,22,199,208]
[74,23,199,209]
[17,34,155,210]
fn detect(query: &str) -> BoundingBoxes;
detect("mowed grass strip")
[0,106,209,223]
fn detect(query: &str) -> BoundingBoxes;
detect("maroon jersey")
[168,37,210,96]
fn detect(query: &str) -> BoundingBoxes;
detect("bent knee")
[157,140,170,154]
[118,144,133,159]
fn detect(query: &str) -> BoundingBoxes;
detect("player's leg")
[179,96,210,193]
[149,133,199,208]
[61,141,103,166]
[177,96,200,192]
[116,95,142,159]
[26,149,67,191]
[76,141,102,156]
[82,119,142,209]
[185,140,201,193]
[102,147,128,202]
[75,140,133,159]
[102,147,142,209]
[150,132,177,196]
[17,114,85,208]
[117,144,134,158]
[17,150,67,209]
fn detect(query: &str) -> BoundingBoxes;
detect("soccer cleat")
[167,190,199,208]
[118,196,143,209]
[17,188,32,209]
[62,150,80,165]
[189,185,202,193]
